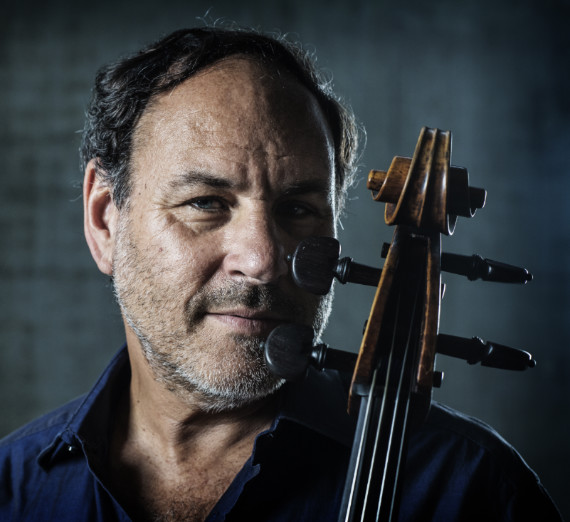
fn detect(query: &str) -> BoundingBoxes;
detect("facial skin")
[94,58,337,413]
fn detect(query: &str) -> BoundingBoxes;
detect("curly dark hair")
[80,27,362,213]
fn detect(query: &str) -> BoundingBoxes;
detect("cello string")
[362,291,403,520]
[365,240,426,521]
[341,369,380,522]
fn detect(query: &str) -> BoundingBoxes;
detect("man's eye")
[277,201,315,219]
[188,197,226,211]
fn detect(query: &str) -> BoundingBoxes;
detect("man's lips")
[206,310,287,336]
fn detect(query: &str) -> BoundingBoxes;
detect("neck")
[117,333,279,461]
[108,339,280,522]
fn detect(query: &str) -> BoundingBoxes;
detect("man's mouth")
[206,309,288,336]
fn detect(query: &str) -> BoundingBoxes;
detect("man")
[0,27,562,521]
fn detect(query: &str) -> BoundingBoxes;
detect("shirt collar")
[39,345,355,468]
[38,347,130,469]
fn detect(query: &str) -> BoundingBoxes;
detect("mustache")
[186,281,307,322]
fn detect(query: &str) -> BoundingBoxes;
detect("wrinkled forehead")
[136,56,334,149]
[130,57,336,195]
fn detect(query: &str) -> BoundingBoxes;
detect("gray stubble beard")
[112,215,334,413]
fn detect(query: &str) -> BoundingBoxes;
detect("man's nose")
[222,209,289,284]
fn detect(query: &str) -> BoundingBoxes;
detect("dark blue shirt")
[0,347,562,521]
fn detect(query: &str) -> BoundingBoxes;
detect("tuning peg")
[290,237,382,295]
[264,324,357,381]
[291,238,532,296]
[436,333,536,371]
[264,324,535,383]
[382,244,533,285]
[264,324,315,380]
[441,253,532,284]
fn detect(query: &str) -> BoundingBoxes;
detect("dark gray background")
[2,0,568,517]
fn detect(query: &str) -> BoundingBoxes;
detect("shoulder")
[419,401,528,468]
[402,401,562,521]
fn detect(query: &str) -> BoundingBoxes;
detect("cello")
[265,127,534,521]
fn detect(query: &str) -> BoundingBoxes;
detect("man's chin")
[190,373,286,414]
[148,338,285,412]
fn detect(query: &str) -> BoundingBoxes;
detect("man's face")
[112,58,336,411]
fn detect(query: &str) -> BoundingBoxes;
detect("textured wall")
[1,0,569,517]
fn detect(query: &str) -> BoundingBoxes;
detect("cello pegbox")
[366,127,486,235]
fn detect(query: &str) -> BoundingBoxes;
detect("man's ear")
[83,159,119,275]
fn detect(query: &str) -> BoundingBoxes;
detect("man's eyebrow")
[167,171,236,191]
[167,172,332,196]
[280,179,332,197]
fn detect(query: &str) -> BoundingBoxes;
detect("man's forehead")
[140,57,329,135]
[132,56,335,172]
